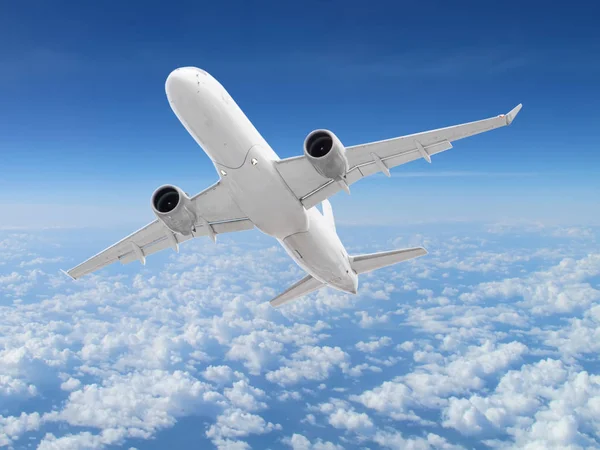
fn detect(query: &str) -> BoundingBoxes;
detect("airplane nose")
[165,67,197,100]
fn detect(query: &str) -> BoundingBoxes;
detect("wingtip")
[505,103,522,125]
[60,269,76,280]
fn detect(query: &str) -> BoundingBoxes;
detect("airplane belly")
[280,209,357,293]
[219,145,309,238]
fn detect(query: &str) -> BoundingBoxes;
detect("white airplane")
[65,67,521,307]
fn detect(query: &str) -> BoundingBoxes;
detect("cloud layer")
[0,223,598,449]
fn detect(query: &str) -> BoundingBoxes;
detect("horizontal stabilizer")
[350,247,427,274]
[270,274,325,307]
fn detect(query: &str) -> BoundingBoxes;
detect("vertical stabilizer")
[321,200,336,231]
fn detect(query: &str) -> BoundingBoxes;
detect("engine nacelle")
[151,185,196,236]
[303,129,348,180]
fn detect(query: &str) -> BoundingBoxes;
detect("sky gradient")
[1,0,599,230]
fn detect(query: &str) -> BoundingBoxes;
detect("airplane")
[65,67,522,307]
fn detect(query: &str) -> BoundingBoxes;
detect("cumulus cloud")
[458,254,600,315]
[352,341,527,420]
[60,377,82,391]
[373,429,464,449]
[283,433,343,450]
[266,346,350,386]
[0,224,598,449]
[443,358,600,448]
[355,336,392,352]
[202,365,238,384]
[321,401,374,433]
[206,408,281,442]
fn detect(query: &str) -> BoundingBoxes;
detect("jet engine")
[151,185,197,236]
[303,129,348,180]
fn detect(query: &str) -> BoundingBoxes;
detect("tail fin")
[321,200,335,231]
[350,247,427,274]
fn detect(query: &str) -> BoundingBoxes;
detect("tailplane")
[270,274,324,307]
[270,247,427,308]
[350,247,427,274]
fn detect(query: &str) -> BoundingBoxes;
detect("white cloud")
[442,358,600,449]
[0,412,42,447]
[206,408,281,441]
[541,304,600,360]
[355,336,392,352]
[354,310,390,328]
[202,365,235,384]
[282,433,343,450]
[459,254,600,315]
[224,380,267,412]
[0,225,598,449]
[266,346,350,386]
[19,256,65,267]
[43,369,225,445]
[60,377,82,391]
[373,429,464,449]
[352,341,527,419]
[327,406,374,433]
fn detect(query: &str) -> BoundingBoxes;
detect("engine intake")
[305,131,334,158]
[303,129,348,180]
[153,186,180,213]
[151,185,196,236]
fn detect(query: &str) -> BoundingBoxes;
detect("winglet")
[505,103,522,125]
[60,269,76,280]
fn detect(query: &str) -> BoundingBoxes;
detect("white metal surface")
[66,67,521,305]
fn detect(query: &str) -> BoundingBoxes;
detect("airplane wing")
[65,181,253,279]
[275,104,522,208]
[270,274,325,307]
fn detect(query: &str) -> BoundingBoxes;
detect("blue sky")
[1,3,600,450]
[1,0,599,229]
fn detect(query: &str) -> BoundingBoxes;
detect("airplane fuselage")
[165,67,358,294]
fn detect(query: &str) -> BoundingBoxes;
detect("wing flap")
[357,140,453,178]
[270,274,325,307]
[117,218,254,265]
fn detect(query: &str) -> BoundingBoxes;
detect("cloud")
[318,400,374,433]
[19,256,65,267]
[0,224,599,449]
[224,380,268,412]
[43,370,224,444]
[206,408,281,442]
[541,304,600,360]
[355,336,392,352]
[282,433,343,450]
[459,254,600,315]
[352,341,527,420]
[266,346,350,386]
[0,412,42,447]
[202,365,236,384]
[60,377,81,392]
[442,358,600,448]
[372,429,464,450]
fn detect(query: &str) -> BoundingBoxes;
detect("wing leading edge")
[276,104,522,208]
[65,181,253,279]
